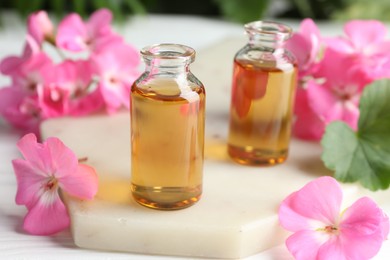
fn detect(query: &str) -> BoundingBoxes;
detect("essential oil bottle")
[130,44,205,210]
[228,21,297,166]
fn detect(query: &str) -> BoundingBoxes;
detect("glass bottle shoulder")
[131,73,205,103]
[235,44,297,72]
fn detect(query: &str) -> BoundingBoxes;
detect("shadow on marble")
[292,154,332,178]
[4,213,25,234]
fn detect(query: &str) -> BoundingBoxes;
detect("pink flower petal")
[12,159,44,208]
[306,80,360,130]
[0,56,24,76]
[0,86,24,114]
[317,236,347,260]
[286,230,329,260]
[69,88,104,116]
[27,11,54,45]
[0,35,40,76]
[0,88,42,135]
[365,40,390,56]
[336,101,359,130]
[325,37,355,54]
[341,197,387,236]
[300,18,321,61]
[381,212,390,240]
[300,18,320,37]
[92,34,125,54]
[335,197,388,259]
[305,49,364,130]
[279,191,325,232]
[314,48,350,87]
[293,87,325,141]
[306,80,338,122]
[37,84,70,117]
[56,13,88,51]
[59,164,98,200]
[279,177,342,229]
[341,230,385,259]
[286,18,321,78]
[45,137,78,178]
[286,34,312,72]
[344,20,387,51]
[99,80,130,113]
[23,191,70,235]
[91,42,140,112]
[16,133,52,175]
[87,8,112,37]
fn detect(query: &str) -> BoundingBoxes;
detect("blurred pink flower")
[0,46,52,135]
[56,8,121,52]
[91,42,140,113]
[326,20,390,80]
[12,133,98,235]
[39,60,103,117]
[293,87,325,141]
[11,52,52,94]
[305,49,371,131]
[27,11,54,45]
[0,8,139,135]
[290,19,390,141]
[279,176,389,260]
[0,87,42,135]
[0,35,41,77]
[286,18,322,78]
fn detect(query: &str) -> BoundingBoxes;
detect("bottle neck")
[244,21,292,51]
[144,59,190,75]
[248,34,285,50]
[141,43,195,75]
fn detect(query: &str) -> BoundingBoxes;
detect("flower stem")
[78,157,88,163]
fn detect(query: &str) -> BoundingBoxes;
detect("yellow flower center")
[44,176,58,191]
[325,225,338,233]
[317,225,339,235]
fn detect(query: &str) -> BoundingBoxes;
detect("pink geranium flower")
[12,133,98,235]
[286,18,322,78]
[304,49,371,131]
[0,35,41,77]
[56,8,121,52]
[91,42,140,113]
[0,8,140,135]
[326,20,390,80]
[279,176,389,260]
[292,87,325,140]
[11,52,52,94]
[39,60,103,117]
[27,11,54,45]
[0,87,42,135]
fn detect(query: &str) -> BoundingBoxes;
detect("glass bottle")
[130,44,205,210]
[227,21,297,166]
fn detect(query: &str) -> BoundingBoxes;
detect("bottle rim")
[244,21,292,42]
[140,43,195,62]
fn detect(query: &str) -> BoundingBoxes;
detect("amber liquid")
[130,78,205,210]
[228,59,297,166]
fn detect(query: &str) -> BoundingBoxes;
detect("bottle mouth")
[141,43,195,63]
[244,21,292,43]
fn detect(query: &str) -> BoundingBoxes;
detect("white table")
[0,13,389,259]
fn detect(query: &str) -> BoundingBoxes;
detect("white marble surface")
[1,13,390,259]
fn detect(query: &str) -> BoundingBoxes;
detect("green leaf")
[50,0,65,17]
[72,0,87,18]
[321,79,390,191]
[123,0,146,14]
[291,0,314,17]
[213,0,269,24]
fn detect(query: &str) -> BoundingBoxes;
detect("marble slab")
[40,38,390,259]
